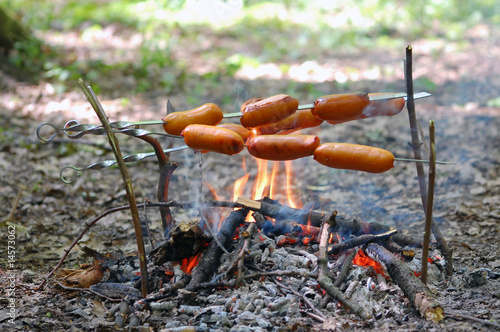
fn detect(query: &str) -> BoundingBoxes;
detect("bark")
[185,209,247,291]
[365,243,444,322]
[317,222,369,319]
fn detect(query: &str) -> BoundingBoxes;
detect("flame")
[253,158,269,200]
[269,161,281,199]
[353,249,387,278]
[233,173,250,202]
[205,182,220,201]
[180,253,202,274]
[285,160,302,208]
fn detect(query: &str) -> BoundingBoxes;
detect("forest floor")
[0,22,499,331]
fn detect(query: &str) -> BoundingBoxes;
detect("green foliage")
[2,0,498,93]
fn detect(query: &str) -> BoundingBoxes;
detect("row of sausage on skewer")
[164,92,406,174]
[162,92,405,135]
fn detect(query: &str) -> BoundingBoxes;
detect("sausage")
[363,93,405,117]
[182,124,245,155]
[240,94,299,128]
[217,123,253,142]
[246,135,320,161]
[240,97,263,110]
[255,109,324,135]
[312,92,370,122]
[162,103,224,136]
[326,93,405,125]
[313,143,394,173]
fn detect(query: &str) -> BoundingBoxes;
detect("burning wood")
[151,218,211,267]
[185,209,248,290]
[328,230,397,255]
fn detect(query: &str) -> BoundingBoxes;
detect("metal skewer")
[60,145,189,183]
[37,119,182,142]
[38,92,432,142]
[296,92,432,111]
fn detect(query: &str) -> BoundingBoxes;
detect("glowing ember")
[180,253,203,274]
[353,249,388,278]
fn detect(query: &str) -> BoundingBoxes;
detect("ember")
[353,249,388,278]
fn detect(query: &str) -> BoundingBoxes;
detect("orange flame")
[233,173,250,202]
[285,160,302,208]
[180,253,202,274]
[253,158,269,200]
[353,249,387,278]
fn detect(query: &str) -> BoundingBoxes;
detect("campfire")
[37,50,456,330]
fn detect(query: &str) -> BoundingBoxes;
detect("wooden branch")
[404,46,453,276]
[135,134,178,234]
[328,230,397,255]
[185,209,247,291]
[317,221,369,319]
[237,223,255,286]
[421,120,436,284]
[365,243,444,322]
[78,79,148,297]
[319,249,356,309]
[273,278,326,322]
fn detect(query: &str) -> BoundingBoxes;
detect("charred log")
[365,243,444,322]
[237,197,421,247]
[185,209,248,291]
[328,230,397,255]
[151,218,211,266]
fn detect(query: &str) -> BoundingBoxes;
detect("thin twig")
[199,212,230,255]
[54,281,121,302]
[316,220,369,319]
[273,278,326,321]
[3,186,24,222]
[236,223,255,286]
[142,198,155,248]
[78,78,148,297]
[404,46,453,276]
[421,121,436,284]
[445,312,500,329]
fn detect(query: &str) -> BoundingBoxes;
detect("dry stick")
[421,121,436,284]
[3,186,24,222]
[236,223,255,286]
[319,249,357,310]
[273,278,326,322]
[133,133,178,234]
[404,46,453,276]
[365,243,444,322]
[445,312,500,329]
[78,79,148,298]
[316,220,369,319]
[244,270,317,280]
[37,204,134,289]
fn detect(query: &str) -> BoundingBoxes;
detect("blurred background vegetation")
[1,0,499,100]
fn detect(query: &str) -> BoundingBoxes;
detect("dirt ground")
[0,22,499,331]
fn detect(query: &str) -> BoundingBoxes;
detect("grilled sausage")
[240,94,299,128]
[182,124,244,155]
[312,92,370,122]
[313,143,394,173]
[255,109,324,135]
[162,103,224,136]
[246,135,320,160]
